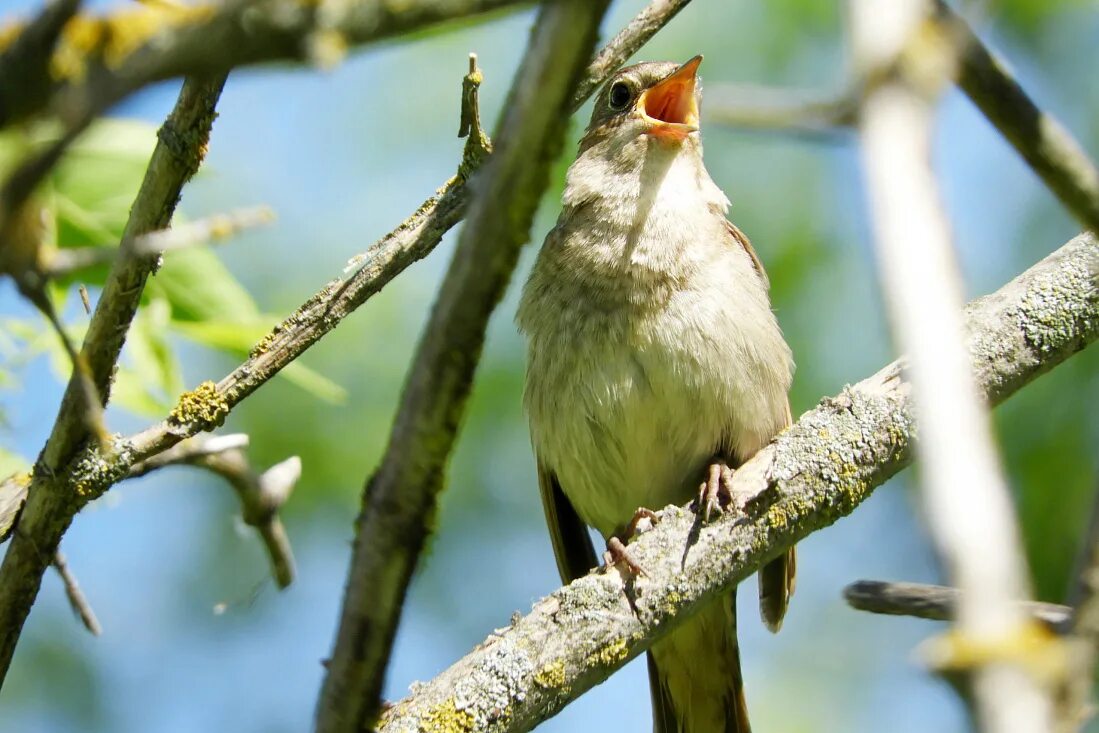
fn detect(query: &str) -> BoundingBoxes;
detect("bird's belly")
[527,306,758,539]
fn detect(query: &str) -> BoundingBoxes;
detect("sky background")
[1,1,1098,731]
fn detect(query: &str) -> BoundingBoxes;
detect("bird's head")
[581,56,702,153]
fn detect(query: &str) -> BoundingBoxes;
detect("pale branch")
[0,0,533,129]
[843,581,1071,628]
[706,84,857,138]
[854,2,1051,730]
[41,205,276,277]
[0,74,227,684]
[51,549,100,636]
[937,0,1099,234]
[314,1,611,729]
[1059,479,1099,732]
[127,433,252,478]
[376,233,1099,733]
[0,0,699,536]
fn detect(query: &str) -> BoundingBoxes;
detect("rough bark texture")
[374,233,1099,733]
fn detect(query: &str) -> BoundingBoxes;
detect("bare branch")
[1059,479,1099,731]
[938,0,1099,234]
[127,433,251,479]
[51,549,100,636]
[844,580,1071,629]
[0,73,227,684]
[316,1,611,728]
[376,234,1099,733]
[705,84,856,139]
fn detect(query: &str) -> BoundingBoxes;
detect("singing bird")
[517,57,796,733]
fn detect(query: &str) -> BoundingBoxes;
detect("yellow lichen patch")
[418,697,474,733]
[49,3,216,81]
[249,329,279,359]
[586,637,629,668]
[169,381,228,428]
[533,660,567,690]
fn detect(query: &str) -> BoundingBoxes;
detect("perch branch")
[375,232,1098,733]
[315,1,611,730]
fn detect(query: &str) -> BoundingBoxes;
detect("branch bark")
[314,1,611,729]
[0,74,227,685]
[375,231,1099,733]
[844,580,1071,628]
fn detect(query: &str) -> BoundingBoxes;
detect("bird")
[517,56,796,733]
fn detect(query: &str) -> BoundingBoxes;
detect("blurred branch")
[0,0,533,129]
[316,1,611,729]
[706,84,857,139]
[938,0,1099,234]
[0,74,227,685]
[844,580,1071,629]
[127,433,251,478]
[376,234,1099,733]
[41,205,276,278]
[853,2,1054,731]
[52,548,100,636]
[1060,479,1099,731]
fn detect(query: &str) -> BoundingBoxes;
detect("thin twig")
[705,84,857,139]
[316,1,611,728]
[0,74,228,685]
[375,233,1099,733]
[51,549,101,636]
[1059,478,1099,731]
[852,2,1053,730]
[42,205,276,278]
[127,433,251,479]
[844,580,1071,629]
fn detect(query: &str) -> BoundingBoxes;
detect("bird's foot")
[696,459,750,521]
[602,507,661,576]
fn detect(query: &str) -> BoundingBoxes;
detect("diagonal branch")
[375,232,1099,733]
[0,73,227,684]
[314,1,611,729]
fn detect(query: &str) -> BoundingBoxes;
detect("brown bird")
[517,56,796,733]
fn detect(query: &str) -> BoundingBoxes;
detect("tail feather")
[648,590,751,733]
[758,546,797,632]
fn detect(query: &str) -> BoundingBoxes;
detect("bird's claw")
[696,460,745,521]
[602,507,661,577]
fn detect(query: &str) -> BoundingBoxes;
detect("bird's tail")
[648,590,751,733]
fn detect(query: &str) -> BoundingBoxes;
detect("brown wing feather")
[536,460,598,584]
[722,217,797,630]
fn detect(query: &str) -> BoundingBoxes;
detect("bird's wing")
[536,459,598,584]
[719,216,798,630]
[723,217,770,291]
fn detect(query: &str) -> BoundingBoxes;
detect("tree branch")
[706,84,857,138]
[0,73,227,685]
[315,1,611,729]
[937,0,1099,234]
[844,580,1071,628]
[373,232,1098,733]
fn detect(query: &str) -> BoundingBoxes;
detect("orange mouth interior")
[640,56,701,130]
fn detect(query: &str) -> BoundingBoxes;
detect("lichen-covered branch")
[938,0,1099,234]
[375,233,1099,733]
[0,0,532,129]
[0,74,226,685]
[314,1,611,729]
[844,580,1071,628]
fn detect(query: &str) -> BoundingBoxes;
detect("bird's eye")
[608,81,633,111]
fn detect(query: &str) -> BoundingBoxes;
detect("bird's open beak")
[639,55,702,139]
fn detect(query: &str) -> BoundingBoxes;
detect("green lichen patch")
[585,637,628,669]
[169,381,229,429]
[66,437,132,505]
[418,697,474,733]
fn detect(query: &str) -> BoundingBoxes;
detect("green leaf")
[150,246,261,323]
[0,446,29,478]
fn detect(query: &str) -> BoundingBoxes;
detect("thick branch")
[314,1,611,729]
[376,233,1098,733]
[0,74,226,684]
[0,0,532,129]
